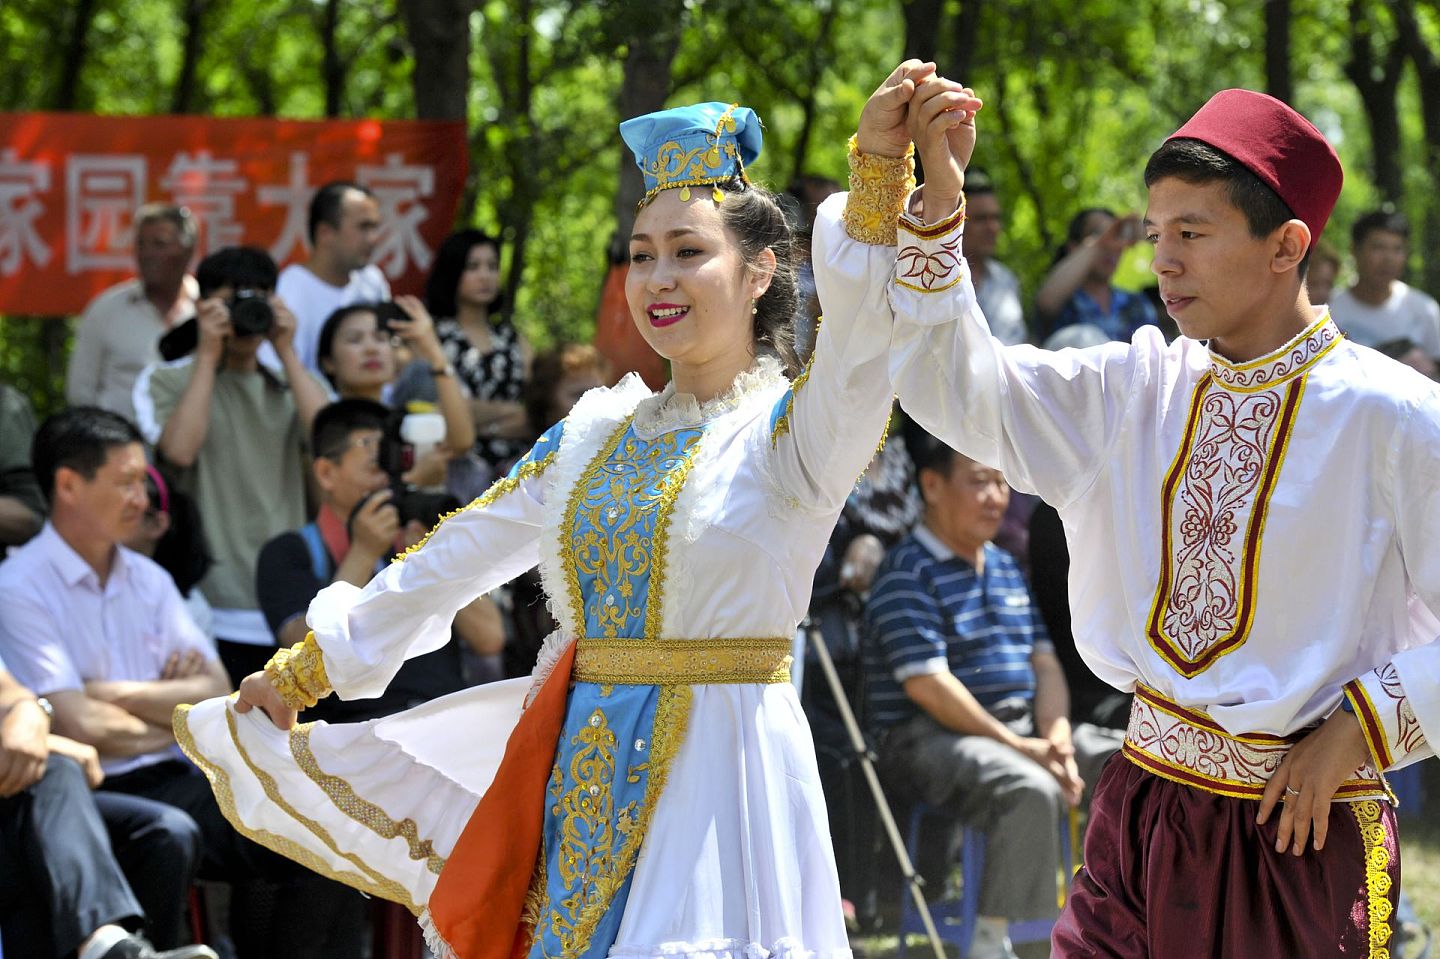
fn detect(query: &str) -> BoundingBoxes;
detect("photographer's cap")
[1167,89,1343,244]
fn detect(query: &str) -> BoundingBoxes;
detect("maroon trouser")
[1052,754,1399,958]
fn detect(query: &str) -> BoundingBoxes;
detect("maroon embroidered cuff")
[1346,665,1425,773]
[895,198,967,294]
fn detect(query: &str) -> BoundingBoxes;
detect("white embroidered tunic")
[834,190,1440,778]
[173,199,912,956]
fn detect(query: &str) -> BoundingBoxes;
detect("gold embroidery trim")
[769,354,814,449]
[573,637,793,685]
[642,436,701,643]
[289,724,446,875]
[172,704,422,914]
[561,418,635,636]
[842,134,916,245]
[264,634,332,710]
[393,448,556,563]
[565,684,693,954]
[1353,799,1394,958]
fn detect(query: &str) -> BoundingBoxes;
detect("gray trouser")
[880,712,1122,920]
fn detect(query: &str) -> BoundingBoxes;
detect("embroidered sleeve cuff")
[895,196,967,295]
[841,136,916,246]
[1345,665,1426,772]
[264,633,333,710]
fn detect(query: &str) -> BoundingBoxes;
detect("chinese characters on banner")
[0,113,468,315]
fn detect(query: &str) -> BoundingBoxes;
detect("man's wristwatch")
[34,696,53,720]
[431,362,455,378]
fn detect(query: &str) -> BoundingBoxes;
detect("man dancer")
[850,76,1433,955]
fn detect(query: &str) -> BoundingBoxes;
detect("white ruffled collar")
[632,355,789,438]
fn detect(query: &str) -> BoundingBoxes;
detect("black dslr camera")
[228,289,274,338]
[362,411,460,531]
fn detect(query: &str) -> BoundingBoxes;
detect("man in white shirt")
[1328,209,1440,374]
[964,170,1028,346]
[273,180,390,371]
[837,77,1429,955]
[0,407,309,955]
[67,206,199,420]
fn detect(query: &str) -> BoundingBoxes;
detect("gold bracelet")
[842,135,916,246]
[264,633,333,710]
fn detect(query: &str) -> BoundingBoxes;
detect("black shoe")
[100,935,220,959]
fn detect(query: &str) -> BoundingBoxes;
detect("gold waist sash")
[1123,683,1390,803]
[572,637,793,686]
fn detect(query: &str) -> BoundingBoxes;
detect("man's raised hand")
[908,77,983,223]
[857,60,937,159]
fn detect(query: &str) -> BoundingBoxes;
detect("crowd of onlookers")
[1,167,1436,959]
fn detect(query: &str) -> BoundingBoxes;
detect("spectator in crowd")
[784,173,842,360]
[864,430,1120,959]
[424,229,534,470]
[67,206,199,421]
[0,379,44,549]
[497,343,612,679]
[254,398,492,723]
[963,170,1028,346]
[314,298,477,493]
[1305,240,1342,306]
[121,466,214,642]
[133,247,329,684]
[274,181,389,371]
[1035,207,1157,341]
[1328,210,1440,368]
[0,409,240,952]
[0,658,215,959]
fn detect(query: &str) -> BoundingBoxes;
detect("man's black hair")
[312,398,391,462]
[308,180,376,245]
[1351,209,1410,248]
[964,168,995,198]
[195,246,278,299]
[902,420,962,489]
[32,406,143,502]
[1144,138,1310,275]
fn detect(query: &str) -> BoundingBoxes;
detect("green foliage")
[6,0,1440,411]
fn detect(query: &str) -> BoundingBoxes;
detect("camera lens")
[229,290,274,338]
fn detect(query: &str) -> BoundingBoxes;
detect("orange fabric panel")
[593,262,666,391]
[427,641,576,959]
[0,112,466,314]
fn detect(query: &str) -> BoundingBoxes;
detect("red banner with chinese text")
[0,113,468,315]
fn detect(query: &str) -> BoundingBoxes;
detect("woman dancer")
[173,65,953,959]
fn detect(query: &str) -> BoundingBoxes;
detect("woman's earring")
[751,299,758,315]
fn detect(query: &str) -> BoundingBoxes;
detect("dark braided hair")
[715,177,802,377]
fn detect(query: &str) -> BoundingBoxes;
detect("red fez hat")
[1167,88,1343,244]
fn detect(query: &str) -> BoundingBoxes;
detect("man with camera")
[133,247,330,686]
[254,398,490,726]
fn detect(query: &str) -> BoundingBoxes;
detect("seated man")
[255,397,480,722]
[864,429,1120,959]
[0,379,44,549]
[0,656,214,959]
[0,407,309,957]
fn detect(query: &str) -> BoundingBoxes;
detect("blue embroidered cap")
[620,102,763,205]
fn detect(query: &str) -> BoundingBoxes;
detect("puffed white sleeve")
[886,201,1152,509]
[764,192,901,512]
[306,421,563,700]
[1347,391,1440,770]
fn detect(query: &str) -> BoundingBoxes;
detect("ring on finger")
[1284,786,1300,797]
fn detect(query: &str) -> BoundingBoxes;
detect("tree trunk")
[171,0,210,114]
[1344,0,1405,204]
[1390,0,1440,291]
[789,0,840,179]
[319,0,345,118]
[54,0,99,111]
[1264,0,1293,104]
[398,0,474,121]
[901,0,946,64]
[612,7,685,255]
[948,0,983,82]
[497,0,537,317]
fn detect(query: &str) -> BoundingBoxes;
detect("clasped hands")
[857,60,983,225]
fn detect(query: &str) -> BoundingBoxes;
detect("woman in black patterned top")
[424,229,535,469]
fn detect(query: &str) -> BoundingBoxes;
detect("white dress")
[176,195,911,958]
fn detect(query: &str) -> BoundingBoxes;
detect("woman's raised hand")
[856,60,937,158]
[907,77,983,223]
[234,671,298,730]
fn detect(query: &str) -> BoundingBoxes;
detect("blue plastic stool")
[897,802,1075,958]
[1388,763,1425,819]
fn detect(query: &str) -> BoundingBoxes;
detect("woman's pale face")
[626,190,762,372]
[456,243,501,310]
[327,311,396,393]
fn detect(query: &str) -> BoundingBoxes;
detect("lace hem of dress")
[633,356,789,439]
[609,938,852,959]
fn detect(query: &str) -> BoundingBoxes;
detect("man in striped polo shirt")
[864,428,1119,959]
